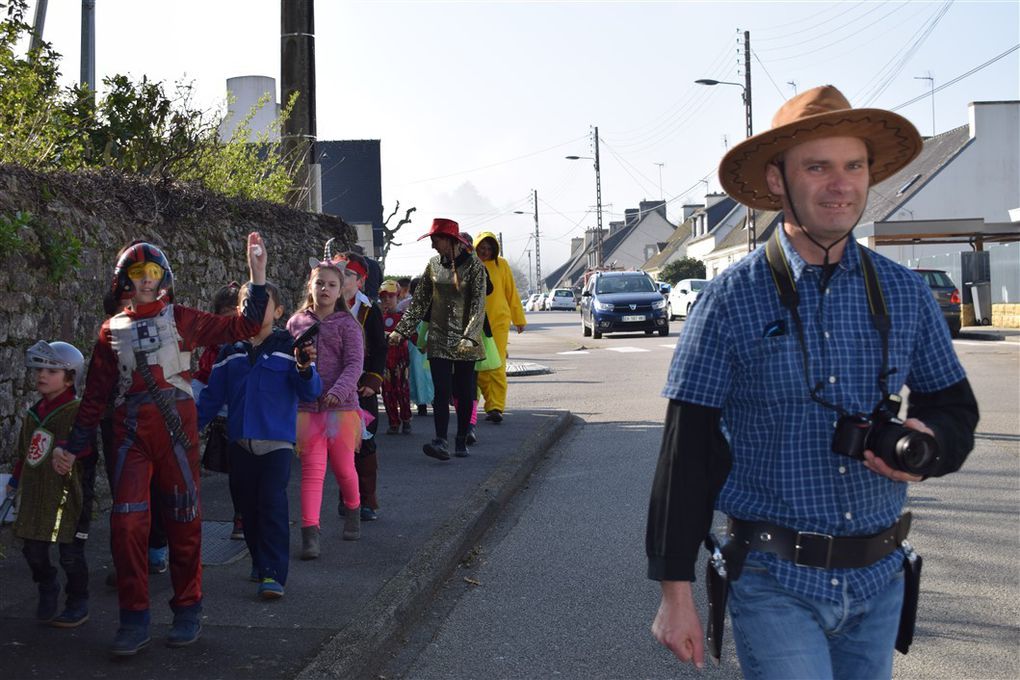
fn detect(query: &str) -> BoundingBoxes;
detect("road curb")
[296,410,576,680]
[958,330,1006,341]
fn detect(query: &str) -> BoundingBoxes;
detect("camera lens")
[894,432,938,475]
[871,424,938,476]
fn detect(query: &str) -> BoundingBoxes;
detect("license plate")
[622,314,645,322]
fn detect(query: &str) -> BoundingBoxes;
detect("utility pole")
[654,162,664,200]
[743,30,755,252]
[29,0,48,54]
[499,231,504,254]
[593,126,603,267]
[532,189,542,292]
[81,1,95,103]
[281,0,319,212]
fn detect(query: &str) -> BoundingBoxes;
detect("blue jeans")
[229,444,292,585]
[728,558,904,680]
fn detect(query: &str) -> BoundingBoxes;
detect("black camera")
[832,394,939,476]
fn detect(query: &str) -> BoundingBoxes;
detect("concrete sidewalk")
[0,407,573,679]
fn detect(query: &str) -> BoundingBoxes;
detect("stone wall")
[0,164,355,465]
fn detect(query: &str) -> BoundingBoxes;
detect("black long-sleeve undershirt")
[645,378,978,582]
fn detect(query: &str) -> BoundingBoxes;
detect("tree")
[0,1,303,205]
[378,201,417,274]
[659,257,706,284]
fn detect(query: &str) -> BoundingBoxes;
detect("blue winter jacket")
[197,329,321,443]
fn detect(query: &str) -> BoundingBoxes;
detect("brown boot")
[342,506,361,541]
[300,525,320,559]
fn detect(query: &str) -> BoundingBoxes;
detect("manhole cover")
[202,520,248,566]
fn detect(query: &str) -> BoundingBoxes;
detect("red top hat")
[418,218,473,248]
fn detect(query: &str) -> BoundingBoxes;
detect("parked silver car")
[545,288,576,310]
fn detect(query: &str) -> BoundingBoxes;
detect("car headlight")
[651,299,666,310]
[594,300,613,312]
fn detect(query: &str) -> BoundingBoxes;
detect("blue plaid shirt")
[663,228,965,604]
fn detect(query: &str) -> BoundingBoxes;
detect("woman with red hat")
[390,218,487,460]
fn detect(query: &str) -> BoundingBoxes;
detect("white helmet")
[25,341,86,394]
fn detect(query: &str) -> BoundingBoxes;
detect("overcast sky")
[32,0,1020,280]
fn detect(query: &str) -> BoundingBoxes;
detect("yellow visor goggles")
[126,262,165,281]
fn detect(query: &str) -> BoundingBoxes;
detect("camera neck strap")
[765,229,892,415]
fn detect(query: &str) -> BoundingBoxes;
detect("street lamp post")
[566,126,604,267]
[697,33,756,252]
[514,189,542,292]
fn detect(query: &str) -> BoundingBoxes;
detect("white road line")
[953,340,1019,348]
[660,344,677,349]
[606,347,649,353]
[557,350,590,355]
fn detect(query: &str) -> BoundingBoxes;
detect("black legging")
[429,358,476,441]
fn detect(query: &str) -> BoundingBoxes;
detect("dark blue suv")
[580,271,669,339]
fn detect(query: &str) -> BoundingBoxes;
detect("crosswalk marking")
[557,350,590,355]
[606,346,649,353]
[660,343,676,349]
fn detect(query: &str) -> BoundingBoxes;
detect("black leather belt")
[727,512,911,570]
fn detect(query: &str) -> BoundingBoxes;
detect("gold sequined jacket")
[396,251,487,361]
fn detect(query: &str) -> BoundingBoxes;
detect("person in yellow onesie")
[473,232,527,423]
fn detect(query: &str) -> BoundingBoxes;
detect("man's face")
[379,293,396,312]
[765,136,870,245]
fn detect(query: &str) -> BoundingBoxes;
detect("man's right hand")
[652,580,705,669]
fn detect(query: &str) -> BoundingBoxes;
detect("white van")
[667,278,707,320]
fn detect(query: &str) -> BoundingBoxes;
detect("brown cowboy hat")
[418,217,473,249]
[719,85,923,211]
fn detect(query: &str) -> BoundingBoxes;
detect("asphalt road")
[383,311,1020,680]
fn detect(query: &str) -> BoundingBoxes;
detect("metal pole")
[281,0,317,211]
[526,249,532,293]
[654,162,664,199]
[744,30,755,252]
[593,126,603,267]
[80,0,95,100]
[499,232,504,254]
[30,0,48,54]
[532,189,542,292]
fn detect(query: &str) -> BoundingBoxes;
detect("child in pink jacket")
[286,260,365,559]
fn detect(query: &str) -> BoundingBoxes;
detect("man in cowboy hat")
[646,86,978,678]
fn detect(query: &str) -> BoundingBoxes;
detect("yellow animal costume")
[473,232,527,414]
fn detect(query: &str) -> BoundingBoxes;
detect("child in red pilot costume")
[52,233,269,656]
[379,280,412,434]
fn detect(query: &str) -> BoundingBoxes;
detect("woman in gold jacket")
[393,219,487,460]
[472,231,527,423]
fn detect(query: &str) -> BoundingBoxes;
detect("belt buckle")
[794,531,834,569]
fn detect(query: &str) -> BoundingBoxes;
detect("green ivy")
[0,210,82,281]
[0,210,33,257]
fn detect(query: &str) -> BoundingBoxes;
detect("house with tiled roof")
[546,200,678,290]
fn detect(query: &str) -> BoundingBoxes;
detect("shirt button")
[838,466,847,474]
[824,331,831,339]
[831,578,840,586]
[826,288,832,295]
[828,375,837,384]
[833,421,838,429]
[844,512,853,520]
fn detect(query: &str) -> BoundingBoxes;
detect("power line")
[856,1,953,106]
[749,1,867,39]
[754,1,892,52]
[756,1,914,63]
[890,44,1019,111]
[403,135,587,185]
[752,50,786,100]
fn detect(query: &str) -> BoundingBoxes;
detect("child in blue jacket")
[197,283,321,599]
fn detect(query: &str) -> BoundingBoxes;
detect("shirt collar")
[776,223,862,281]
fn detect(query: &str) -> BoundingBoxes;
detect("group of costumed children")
[4,232,399,657]
[6,219,523,657]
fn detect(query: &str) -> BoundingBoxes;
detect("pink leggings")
[297,410,361,528]
[453,399,479,425]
